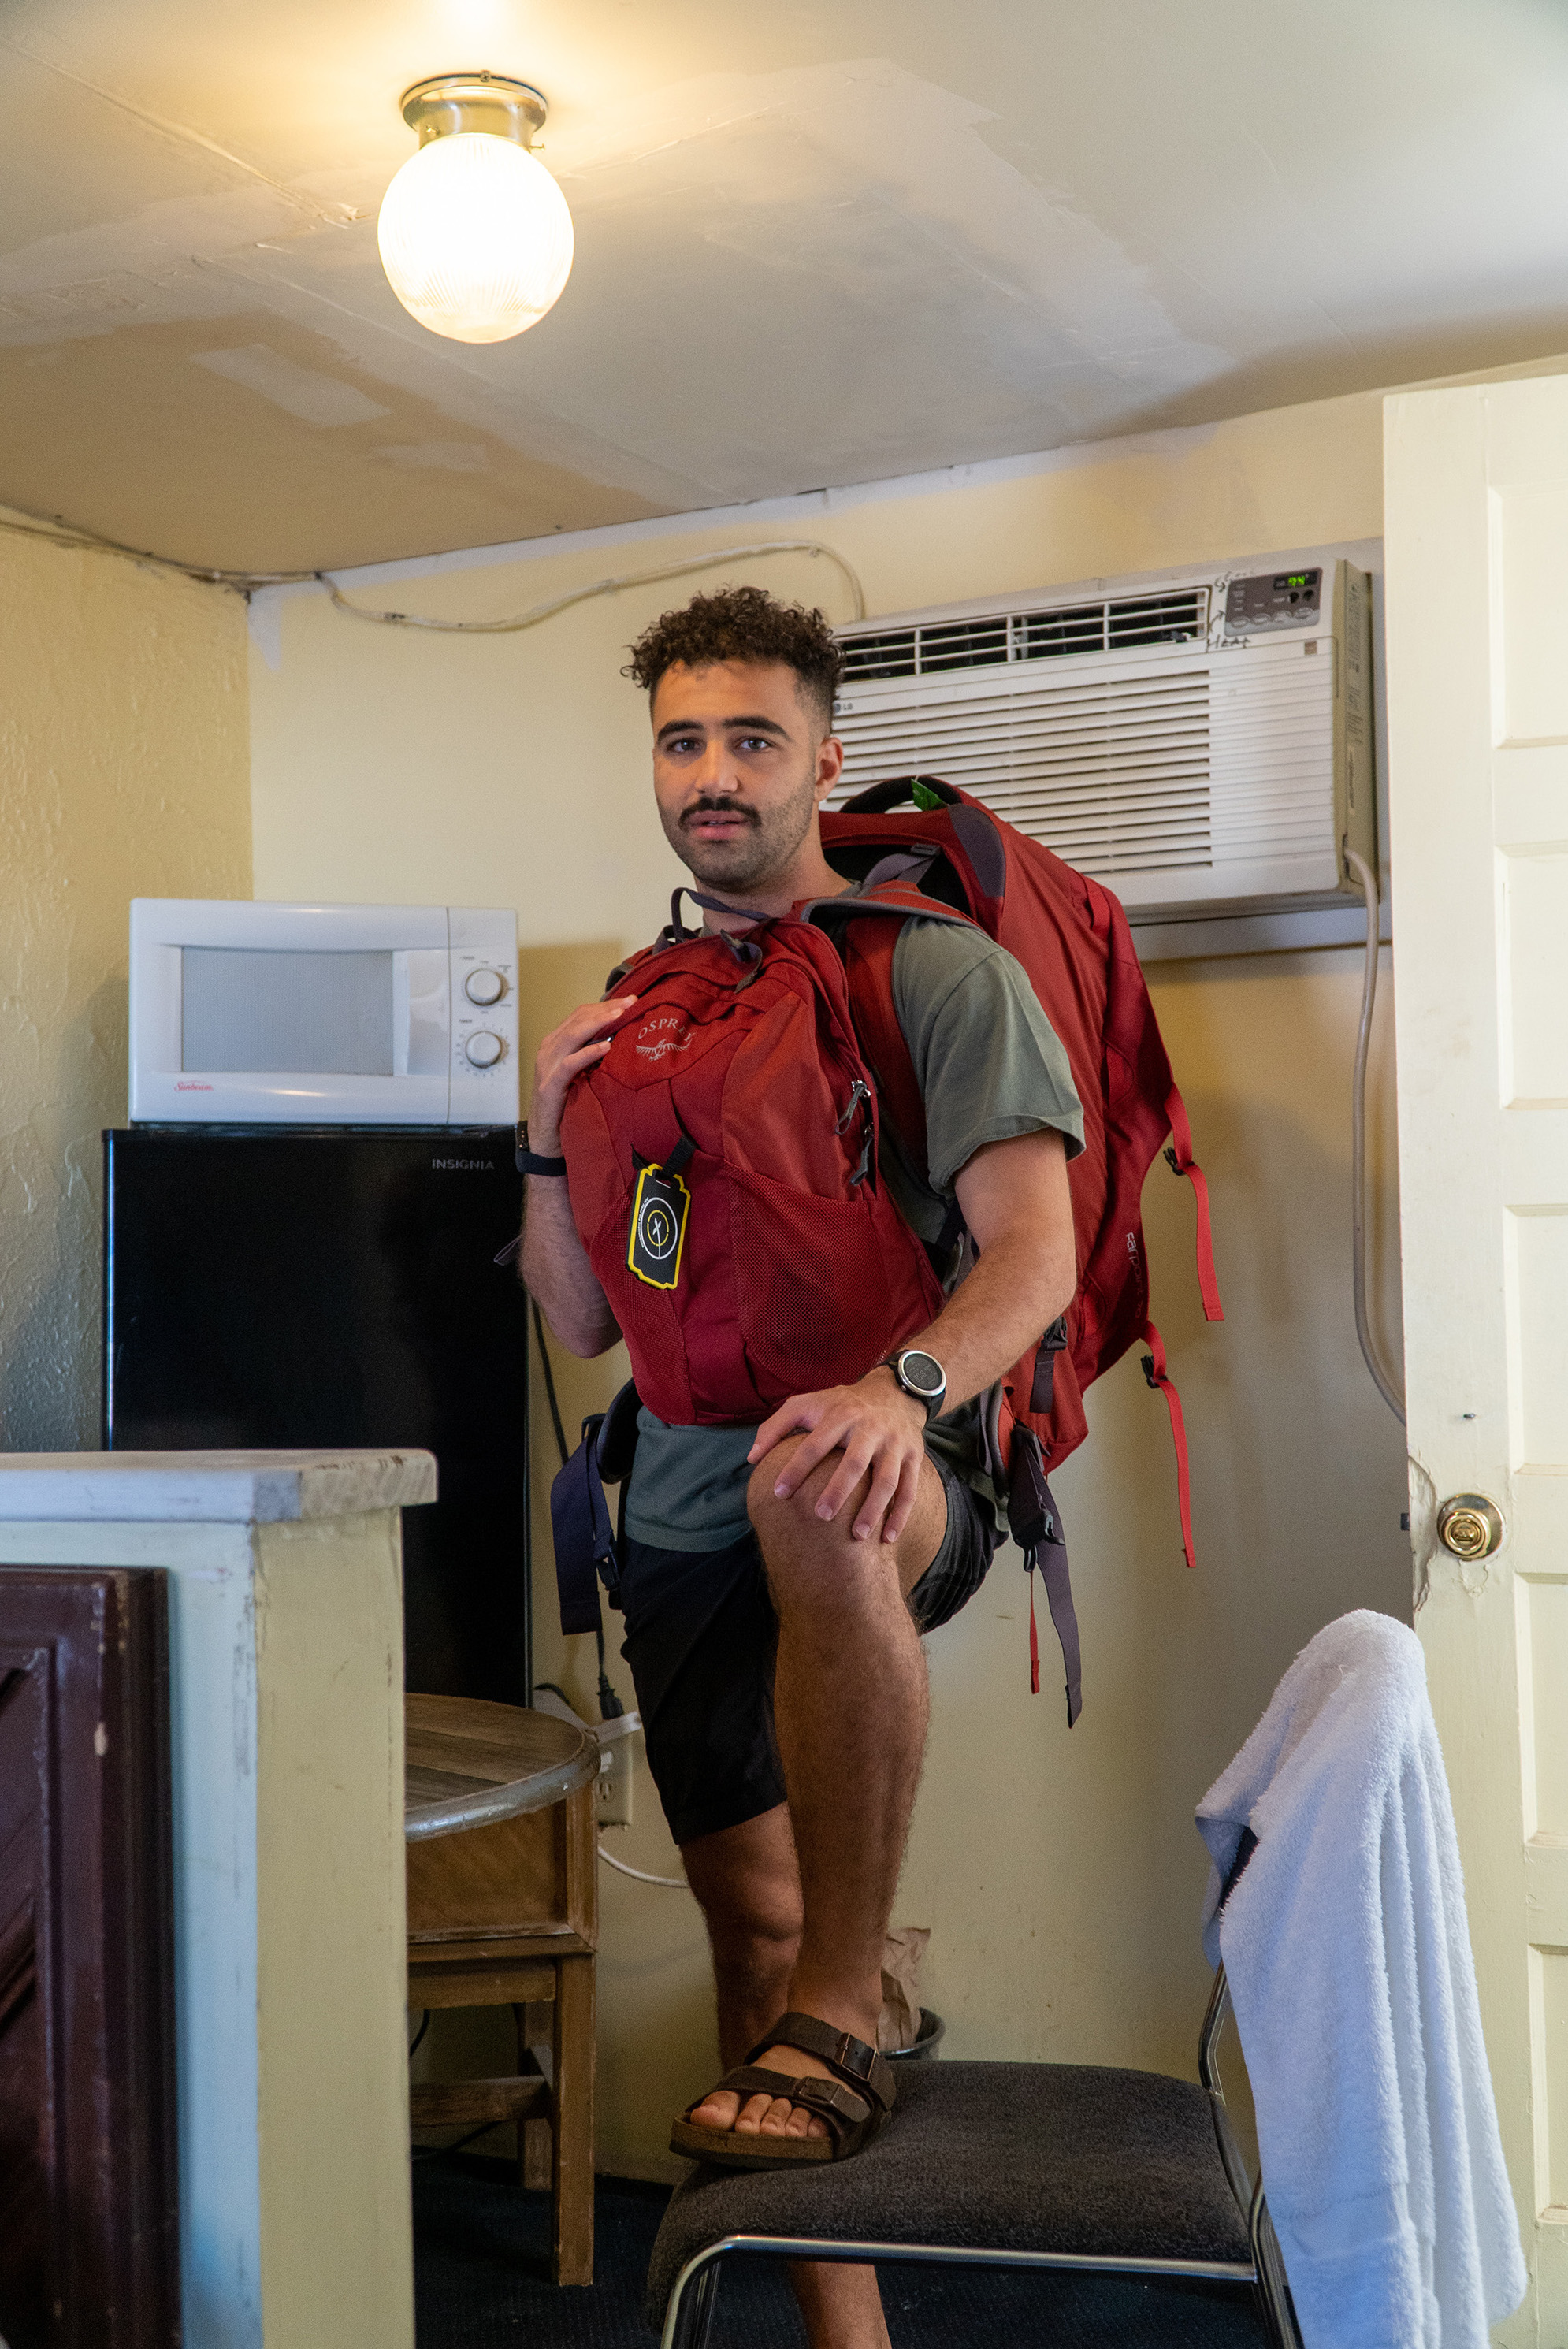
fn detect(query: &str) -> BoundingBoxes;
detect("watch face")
[898,1350,945,1399]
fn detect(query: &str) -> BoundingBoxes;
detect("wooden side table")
[405,1696,599,2285]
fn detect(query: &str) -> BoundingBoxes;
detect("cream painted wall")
[0,517,251,1448]
[251,387,1407,2179]
[249,386,1384,951]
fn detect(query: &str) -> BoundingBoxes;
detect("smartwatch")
[882,1347,948,1425]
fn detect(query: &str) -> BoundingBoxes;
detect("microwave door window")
[181,948,396,1075]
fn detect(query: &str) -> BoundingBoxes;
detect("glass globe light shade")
[377,131,574,344]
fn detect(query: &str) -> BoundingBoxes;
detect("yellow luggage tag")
[628,1132,694,1290]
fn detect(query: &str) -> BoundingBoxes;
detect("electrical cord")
[0,500,317,591]
[531,1299,570,1466]
[0,498,867,637]
[1344,850,1406,1424]
[598,1844,689,1890]
[319,539,866,634]
[407,2009,430,2063]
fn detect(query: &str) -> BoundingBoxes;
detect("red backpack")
[555,780,1221,1721]
[559,908,947,1424]
[822,779,1223,1546]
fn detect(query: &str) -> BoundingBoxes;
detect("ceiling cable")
[0,503,867,635]
[318,539,867,633]
[0,503,312,591]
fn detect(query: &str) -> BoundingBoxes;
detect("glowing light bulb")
[377,102,574,345]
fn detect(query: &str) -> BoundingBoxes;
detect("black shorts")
[615,1453,1002,1849]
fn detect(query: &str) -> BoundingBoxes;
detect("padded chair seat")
[646,2059,1253,2324]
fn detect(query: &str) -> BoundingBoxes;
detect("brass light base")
[399,72,548,149]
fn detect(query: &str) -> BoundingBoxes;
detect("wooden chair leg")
[514,2002,552,2193]
[551,1954,595,2285]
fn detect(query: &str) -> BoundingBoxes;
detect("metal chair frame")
[658,1964,1304,2349]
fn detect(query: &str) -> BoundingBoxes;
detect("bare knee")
[683,1812,803,1974]
[706,1893,801,1988]
[745,1434,819,1543]
[746,1438,891,1604]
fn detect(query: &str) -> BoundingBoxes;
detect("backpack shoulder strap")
[811,877,983,1178]
[840,914,927,1175]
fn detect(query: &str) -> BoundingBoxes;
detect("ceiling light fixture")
[377,73,574,345]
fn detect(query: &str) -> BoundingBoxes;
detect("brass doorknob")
[1436,1493,1504,1562]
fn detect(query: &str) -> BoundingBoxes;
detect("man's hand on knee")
[747,1369,927,1545]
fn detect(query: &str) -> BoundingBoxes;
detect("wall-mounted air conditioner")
[829,554,1376,919]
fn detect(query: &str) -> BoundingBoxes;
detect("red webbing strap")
[1165,1086,1224,1323]
[1027,1570,1040,1696]
[1141,1320,1196,1570]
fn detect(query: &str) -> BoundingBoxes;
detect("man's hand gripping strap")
[1007,1431,1081,1726]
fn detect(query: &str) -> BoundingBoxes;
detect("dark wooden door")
[0,1569,178,2348]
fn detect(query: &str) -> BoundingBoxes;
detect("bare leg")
[681,1440,948,2348]
[682,1808,895,2349]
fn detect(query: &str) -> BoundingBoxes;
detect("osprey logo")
[635,1013,693,1064]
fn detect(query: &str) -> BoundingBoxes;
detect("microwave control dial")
[464,968,505,1006]
[464,1031,505,1069]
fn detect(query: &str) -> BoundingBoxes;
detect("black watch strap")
[515,1121,567,1178]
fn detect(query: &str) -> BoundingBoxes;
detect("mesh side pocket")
[728,1163,934,1399]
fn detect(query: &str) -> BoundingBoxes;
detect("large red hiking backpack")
[820,777,1223,1564]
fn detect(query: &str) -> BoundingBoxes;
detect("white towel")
[1196,1609,1526,2349]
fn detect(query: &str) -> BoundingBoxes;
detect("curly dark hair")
[622,584,843,731]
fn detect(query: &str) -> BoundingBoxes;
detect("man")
[522,585,1079,2349]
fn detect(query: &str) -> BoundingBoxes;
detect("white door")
[1384,371,1568,2339]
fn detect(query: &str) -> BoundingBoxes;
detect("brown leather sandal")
[670,2010,897,2170]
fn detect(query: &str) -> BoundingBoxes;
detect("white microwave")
[129,900,520,1126]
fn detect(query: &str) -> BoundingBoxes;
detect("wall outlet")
[595,1735,634,1830]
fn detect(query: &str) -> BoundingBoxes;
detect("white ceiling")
[4,0,1567,574]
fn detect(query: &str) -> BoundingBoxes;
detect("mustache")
[682,795,760,828]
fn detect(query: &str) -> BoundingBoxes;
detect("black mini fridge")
[103,1125,532,1701]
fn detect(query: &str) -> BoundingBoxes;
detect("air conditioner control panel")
[1224,567,1322,632]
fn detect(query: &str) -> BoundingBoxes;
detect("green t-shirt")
[622,917,1084,1551]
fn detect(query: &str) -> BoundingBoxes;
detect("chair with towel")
[646,1610,1526,2349]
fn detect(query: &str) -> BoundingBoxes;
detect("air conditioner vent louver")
[832,668,1215,876]
[837,588,1206,683]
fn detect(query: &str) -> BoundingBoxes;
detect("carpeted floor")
[412,2156,1268,2347]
